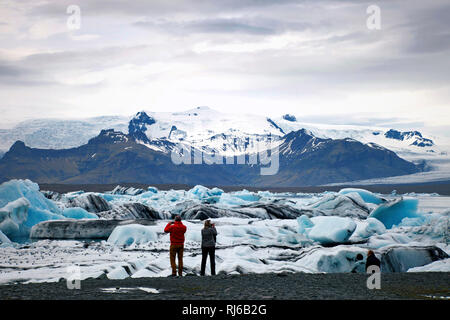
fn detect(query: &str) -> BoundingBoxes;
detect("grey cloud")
[0,0,449,130]
[0,45,150,87]
[134,17,312,36]
[28,0,304,17]
[0,64,23,77]
[21,45,150,71]
[0,63,54,86]
[386,1,450,55]
[406,23,450,55]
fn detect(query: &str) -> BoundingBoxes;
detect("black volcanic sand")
[1,272,449,300]
[39,183,450,195]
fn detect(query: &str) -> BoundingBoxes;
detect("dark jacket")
[365,254,381,271]
[164,221,187,245]
[201,227,217,248]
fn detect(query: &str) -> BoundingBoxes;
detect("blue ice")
[339,188,384,204]
[369,198,421,228]
[62,207,99,219]
[107,224,158,246]
[297,215,357,245]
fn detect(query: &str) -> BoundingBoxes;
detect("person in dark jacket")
[365,250,381,272]
[200,220,217,276]
[351,253,365,273]
[164,215,187,277]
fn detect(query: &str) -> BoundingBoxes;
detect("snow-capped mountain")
[0,127,421,186]
[273,116,445,160]
[384,129,434,147]
[0,107,446,164]
[124,107,446,161]
[127,107,284,156]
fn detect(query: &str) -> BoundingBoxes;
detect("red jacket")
[164,221,187,245]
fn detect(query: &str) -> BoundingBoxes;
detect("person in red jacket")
[164,215,187,276]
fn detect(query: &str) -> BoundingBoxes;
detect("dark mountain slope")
[0,129,421,186]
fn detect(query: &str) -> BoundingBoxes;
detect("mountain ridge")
[0,127,421,186]
[0,108,442,163]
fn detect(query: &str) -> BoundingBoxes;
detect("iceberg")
[307,193,369,219]
[24,208,64,227]
[297,215,314,234]
[147,186,158,194]
[369,198,420,228]
[98,202,163,220]
[0,182,66,240]
[180,202,303,220]
[350,217,386,241]
[0,179,61,214]
[239,202,303,219]
[229,190,261,202]
[65,193,111,213]
[62,207,98,219]
[41,190,62,201]
[0,229,11,245]
[380,245,449,272]
[367,233,412,249]
[0,197,30,238]
[107,266,132,280]
[309,216,357,245]
[295,245,369,273]
[180,204,254,220]
[110,185,146,196]
[339,188,385,204]
[403,212,450,243]
[407,258,450,272]
[31,219,155,239]
[107,224,159,246]
[297,215,357,245]
[188,185,224,203]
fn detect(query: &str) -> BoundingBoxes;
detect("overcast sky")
[0,0,449,136]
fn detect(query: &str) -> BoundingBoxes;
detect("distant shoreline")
[38,182,450,195]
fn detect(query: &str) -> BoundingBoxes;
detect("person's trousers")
[200,246,216,276]
[170,244,184,276]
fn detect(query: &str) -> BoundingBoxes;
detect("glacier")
[1,108,445,163]
[0,179,449,285]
